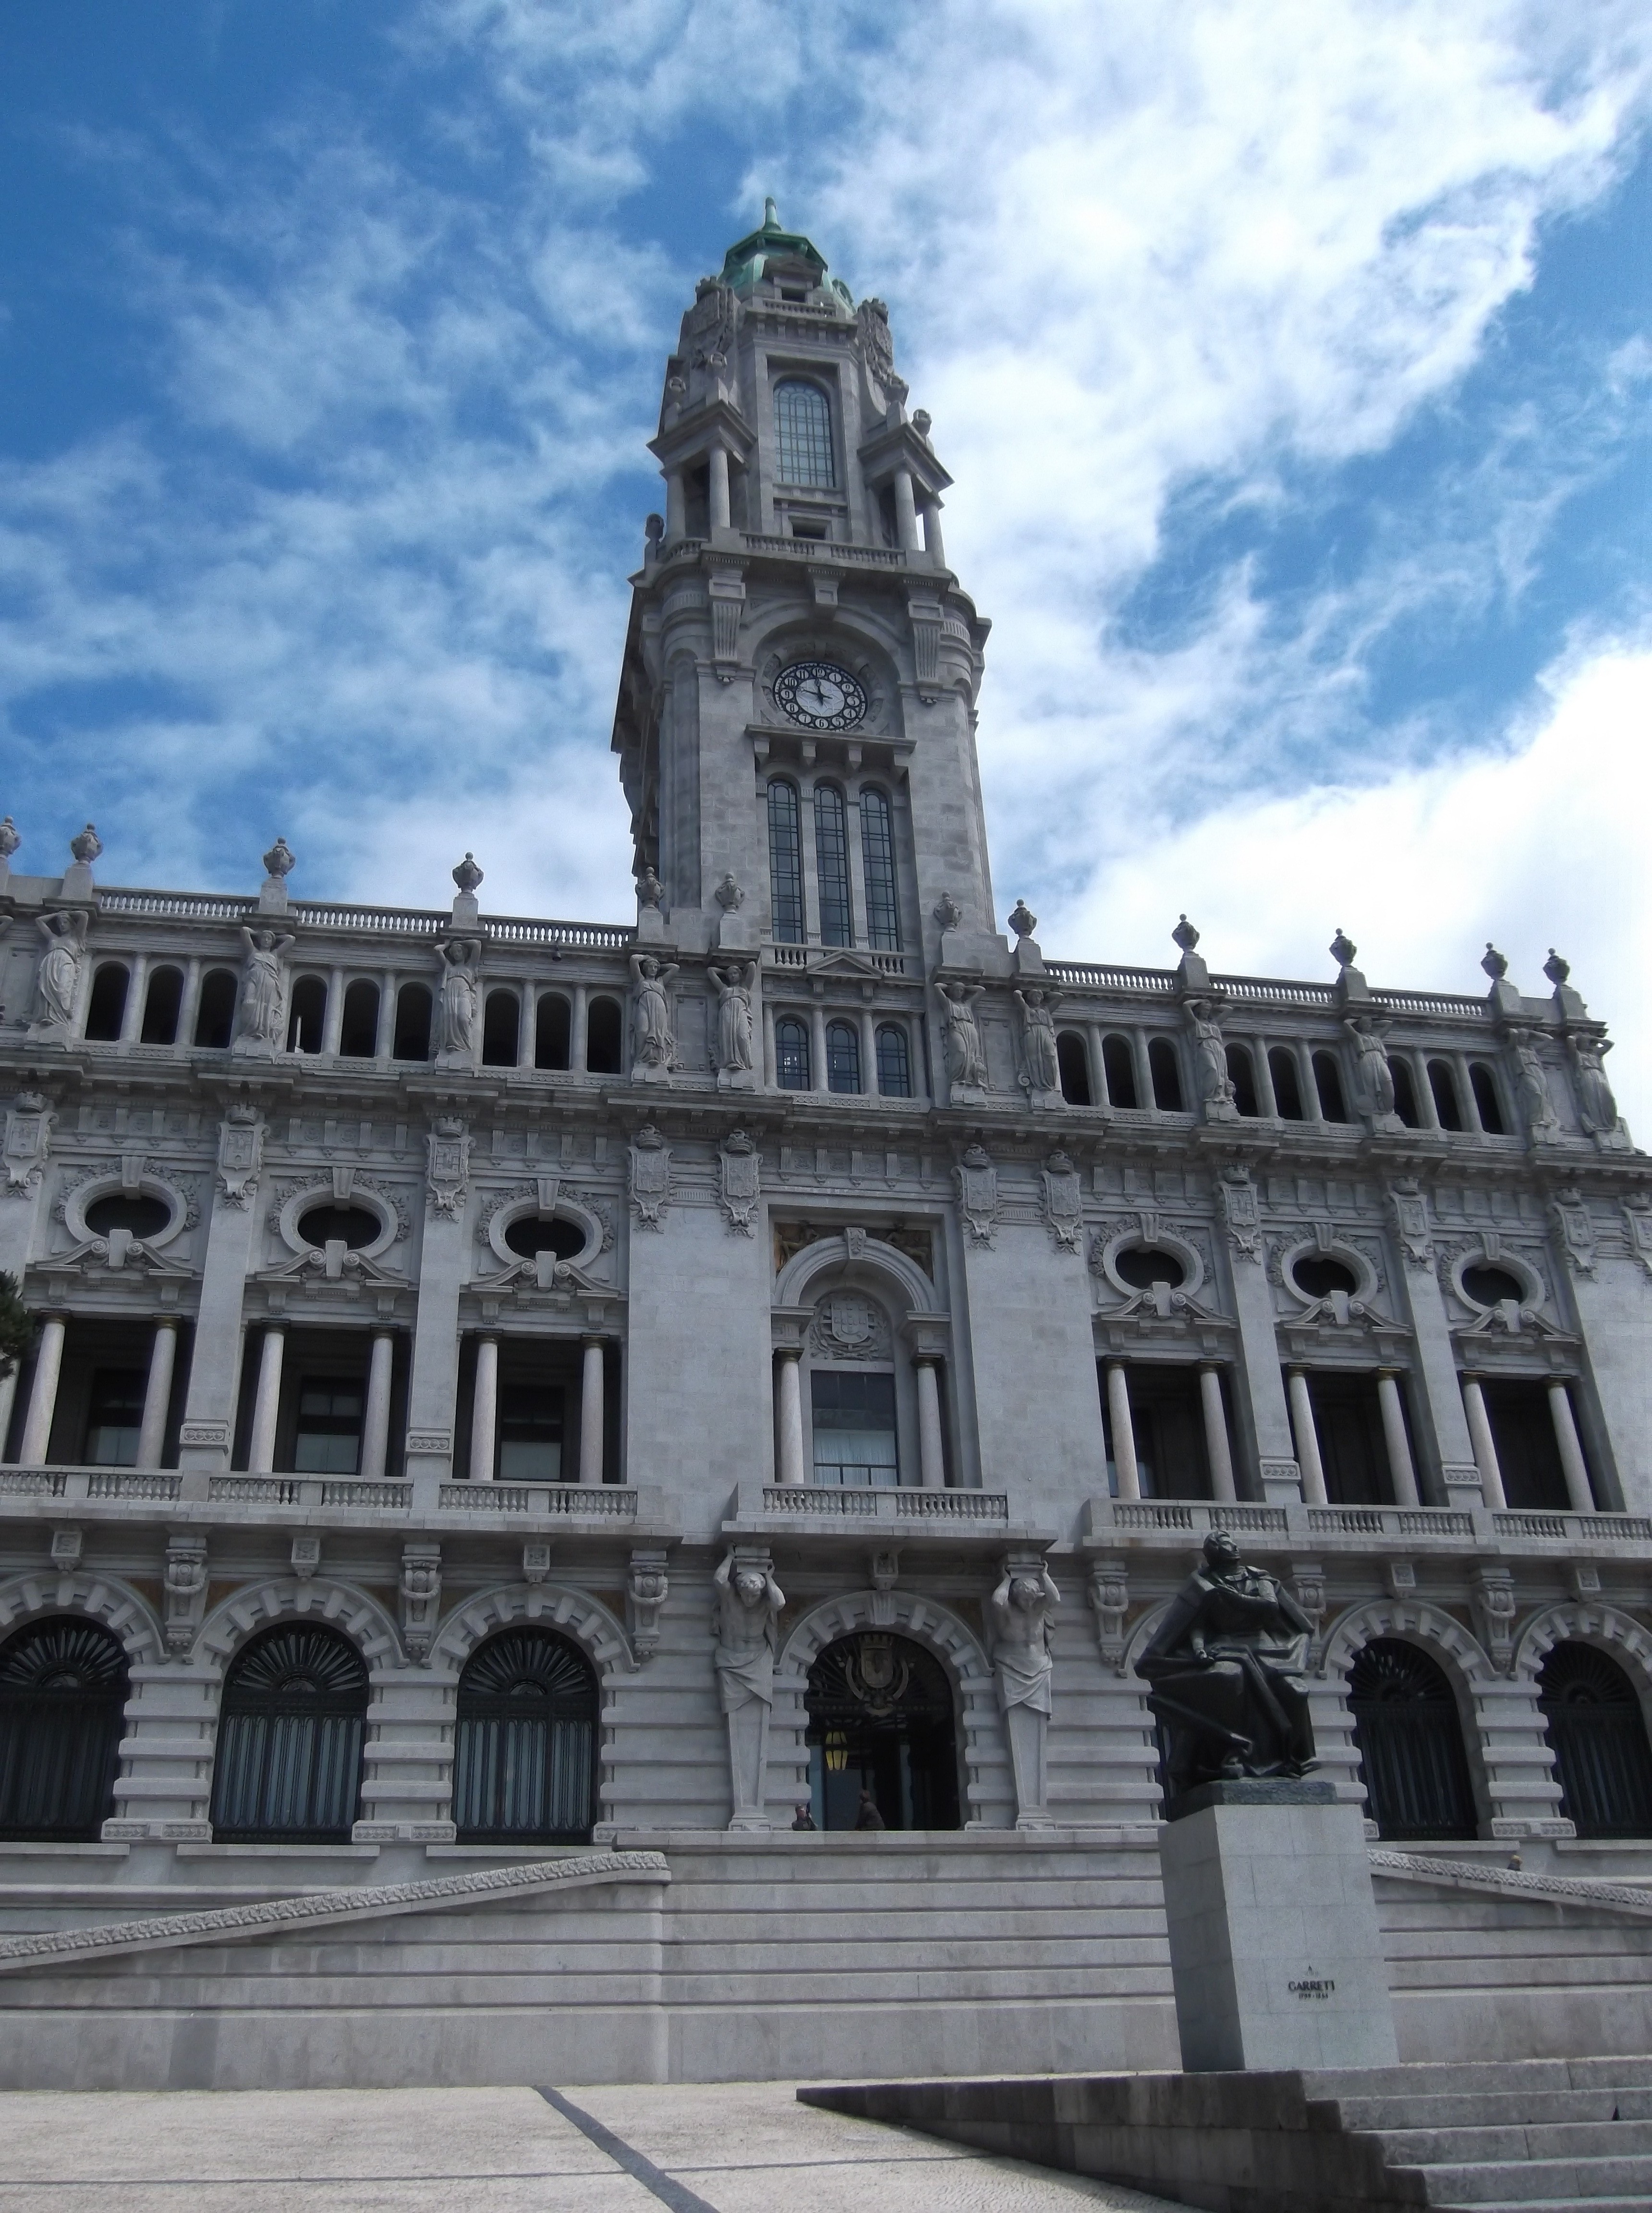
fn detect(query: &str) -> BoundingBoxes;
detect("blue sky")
[1,1,1649,1116]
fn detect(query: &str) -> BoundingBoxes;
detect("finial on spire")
[763,196,780,231]
[1481,942,1508,982]
[1171,913,1200,953]
[1329,927,1357,970]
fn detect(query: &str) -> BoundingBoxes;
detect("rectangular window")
[775,379,836,487]
[84,1368,146,1467]
[814,785,852,947]
[293,1382,364,1476]
[498,1383,564,1483]
[875,1024,911,1098]
[767,781,804,944]
[859,788,901,949]
[811,1369,899,1487]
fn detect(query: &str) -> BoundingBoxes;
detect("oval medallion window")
[1461,1264,1524,1308]
[0,1617,128,1841]
[1113,1246,1187,1291]
[84,1193,171,1241]
[210,1624,368,1843]
[1347,1638,1475,1841]
[1291,1254,1359,1300]
[502,1215,585,1263]
[454,1629,598,1844]
[296,1203,380,1252]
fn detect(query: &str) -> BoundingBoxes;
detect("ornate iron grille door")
[0,1618,128,1840]
[210,1625,368,1843]
[1540,1642,1652,1838]
[454,1630,597,1843]
[1348,1637,1476,1841]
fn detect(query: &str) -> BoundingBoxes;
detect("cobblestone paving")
[0,2082,1187,2212]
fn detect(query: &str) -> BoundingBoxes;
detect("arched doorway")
[210,1624,368,1843]
[454,1629,597,1844]
[0,1617,128,1840]
[804,1631,960,1830]
[1539,1642,1652,1838]
[1347,1637,1476,1840]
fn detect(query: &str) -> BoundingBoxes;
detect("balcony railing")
[438,1483,638,1517]
[761,1484,1008,1522]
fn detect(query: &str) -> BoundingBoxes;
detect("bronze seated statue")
[1137,1530,1317,1800]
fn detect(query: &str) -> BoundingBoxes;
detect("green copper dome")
[720,199,847,302]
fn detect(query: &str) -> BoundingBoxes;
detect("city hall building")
[0,207,1649,2088]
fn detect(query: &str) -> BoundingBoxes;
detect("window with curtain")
[875,1024,911,1097]
[826,1021,861,1094]
[775,379,835,486]
[776,1016,810,1090]
[859,787,900,949]
[814,784,852,946]
[767,780,804,943]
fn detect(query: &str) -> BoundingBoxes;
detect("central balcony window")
[293,1382,364,1475]
[498,1383,565,1483]
[811,1369,899,1487]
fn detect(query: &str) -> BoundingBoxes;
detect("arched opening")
[1148,1037,1183,1111]
[1057,1032,1091,1105]
[1469,1061,1506,1135]
[1268,1046,1305,1119]
[1102,1034,1138,1108]
[534,993,571,1070]
[825,1019,861,1093]
[585,996,623,1074]
[814,784,852,947]
[392,981,432,1062]
[210,1623,368,1844]
[286,975,326,1055]
[804,1630,960,1830]
[875,1023,911,1097]
[481,988,520,1067]
[1539,1642,1652,1838]
[194,967,238,1049]
[0,1617,129,1840]
[1225,1043,1260,1117]
[1347,1637,1476,1840]
[1391,1055,1421,1128]
[776,1015,810,1091]
[1428,1059,1464,1131]
[140,965,183,1045]
[1312,1050,1349,1122]
[767,779,805,944]
[338,979,380,1058]
[859,788,901,950]
[84,962,128,1041]
[454,1628,598,1844]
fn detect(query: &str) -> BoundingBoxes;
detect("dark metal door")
[1348,1637,1477,1840]
[210,1625,367,1842]
[454,1630,597,1843]
[804,1631,960,1830]
[1540,1642,1652,1838]
[0,1618,128,1840]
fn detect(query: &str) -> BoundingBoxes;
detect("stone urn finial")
[637,865,664,911]
[1481,942,1508,982]
[70,824,103,866]
[934,892,963,932]
[0,817,19,860]
[1329,927,1357,970]
[715,872,745,912]
[452,852,484,895]
[913,408,933,439]
[1543,948,1570,988]
[262,836,296,880]
[1008,899,1037,940]
[1171,913,1200,953]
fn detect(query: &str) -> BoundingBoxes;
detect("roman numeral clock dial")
[774,659,867,731]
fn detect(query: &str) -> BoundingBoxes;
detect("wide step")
[1415,2161,1652,2206]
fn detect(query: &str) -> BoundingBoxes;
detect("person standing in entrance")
[791,1803,817,1831]
[855,1791,885,1831]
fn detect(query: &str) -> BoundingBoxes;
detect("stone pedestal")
[1158,1780,1398,2073]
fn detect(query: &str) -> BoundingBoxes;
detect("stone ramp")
[799,2057,1652,2212]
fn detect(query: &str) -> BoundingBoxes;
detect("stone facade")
[0,207,1650,2080]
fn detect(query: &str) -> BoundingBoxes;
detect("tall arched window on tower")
[814,784,852,947]
[826,1020,861,1094]
[767,779,804,943]
[776,1016,811,1091]
[775,379,835,487]
[875,1023,911,1097]
[859,788,901,950]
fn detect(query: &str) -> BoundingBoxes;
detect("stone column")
[470,1335,499,1483]
[1376,1369,1420,1507]
[810,1001,829,1095]
[17,1315,66,1466]
[857,1005,878,1097]
[1297,1041,1324,1122]
[135,1318,179,1471]
[572,984,590,1072]
[0,1368,16,1463]
[178,957,203,1050]
[1461,1375,1506,1508]
[1287,1368,1328,1506]
[708,444,731,532]
[579,1336,605,1485]
[321,968,345,1056]
[178,1112,266,1478]
[1199,1365,1237,1501]
[664,469,686,542]
[360,1329,396,1482]
[1252,1040,1280,1119]
[517,989,536,1070]
[921,499,945,565]
[893,466,920,551]
[118,954,148,1045]
[247,1325,286,1475]
[1549,1383,1596,1513]
[1454,1052,1485,1134]
[1105,1360,1141,1500]
[776,1350,805,1486]
[914,1357,946,1489]
[375,976,397,1060]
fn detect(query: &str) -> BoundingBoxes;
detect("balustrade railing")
[437,1483,638,1517]
[762,1484,1008,1522]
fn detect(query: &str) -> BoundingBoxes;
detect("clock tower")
[611,203,1001,973]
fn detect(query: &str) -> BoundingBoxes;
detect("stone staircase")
[801,2057,1652,2212]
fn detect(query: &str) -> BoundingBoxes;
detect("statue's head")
[1202,1531,1240,1574]
[640,956,658,977]
[732,1567,767,1608]
[1008,1575,1043,1612]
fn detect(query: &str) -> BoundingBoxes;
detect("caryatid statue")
[1136,1531,1316,1805]
[935,978,988,1091]
[629,952,679,1072]
[235,924,296,1054]
[30,910,89,1035]
[1569,1035,1620,1135]
[1014,985,1062,1095]
[1511,1032,1559,1139]
[990,1560,1060,1827]
[712,1548,785,1828]
[1344,1012,1397,1120]
[710,961,757,1074]
[434,936,481,1067]
[1183,997,1237,1117]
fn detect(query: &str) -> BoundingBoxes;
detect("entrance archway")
[804,1630,960,1830]
[1539,1641,1652,1838]
[1347,1636,1476,1840]
[210,1623,368,1843]
[454,1628,597,1844]
[0,1617,128,1840]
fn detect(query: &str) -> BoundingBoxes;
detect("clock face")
[775,659,867,731]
